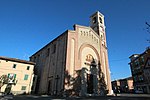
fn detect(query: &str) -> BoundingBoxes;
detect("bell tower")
[90,11,106,47]
[90,11,112,95]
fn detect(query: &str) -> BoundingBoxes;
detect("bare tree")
[145,22,150,43]
[0,75,8,92]
[64,70,82,97]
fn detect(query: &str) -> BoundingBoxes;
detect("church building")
[30,11,112,96]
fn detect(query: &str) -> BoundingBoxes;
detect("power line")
[109,58,129,62]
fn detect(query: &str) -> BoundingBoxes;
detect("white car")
[135,90,143,93]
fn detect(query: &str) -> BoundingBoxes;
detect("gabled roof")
[0,56,35,65]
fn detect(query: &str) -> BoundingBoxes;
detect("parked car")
[0,92,13,99]
[135,90,143,93]
[0,92,4,97]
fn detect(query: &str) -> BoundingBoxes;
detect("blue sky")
[0,0,149,80]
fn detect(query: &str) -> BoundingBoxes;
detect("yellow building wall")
[0,59,34,95]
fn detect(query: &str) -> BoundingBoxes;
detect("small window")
[47,48,50,56]
[13,64,16,69]
[8,73,16,79]
[141,56,144,63]
[51,44,56,54]
[27,66,30,70]
[34,56,36,62]
[99,17,102,24]
[21,86,26,90]
[92,17,96,24]
[24,74,29,80]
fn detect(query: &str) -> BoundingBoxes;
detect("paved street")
[1,93,150,100]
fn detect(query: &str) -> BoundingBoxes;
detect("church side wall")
[30,32,68,95]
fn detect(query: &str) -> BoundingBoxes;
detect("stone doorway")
[87,74,94,94]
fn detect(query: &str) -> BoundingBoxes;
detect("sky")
[0,0,150,80]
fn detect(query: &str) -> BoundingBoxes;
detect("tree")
[64,70,81,96]
[98,72,107,95]
[0,75,8,92]
[64,59,108,97]
[145,22,150,43]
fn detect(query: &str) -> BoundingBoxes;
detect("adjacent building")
[0,56,35,95]
[143,57,150,92]
[111,80,120,92]
[111,77,133,93]
[30,11,112,96]
[119,77,134,93]
[129,47,150,93]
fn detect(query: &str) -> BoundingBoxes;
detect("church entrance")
[87,74,94,94]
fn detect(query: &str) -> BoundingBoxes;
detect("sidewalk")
[116,93,150,97]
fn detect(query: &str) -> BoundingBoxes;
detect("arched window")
[92,17,96,24]
[99,17,102,24]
